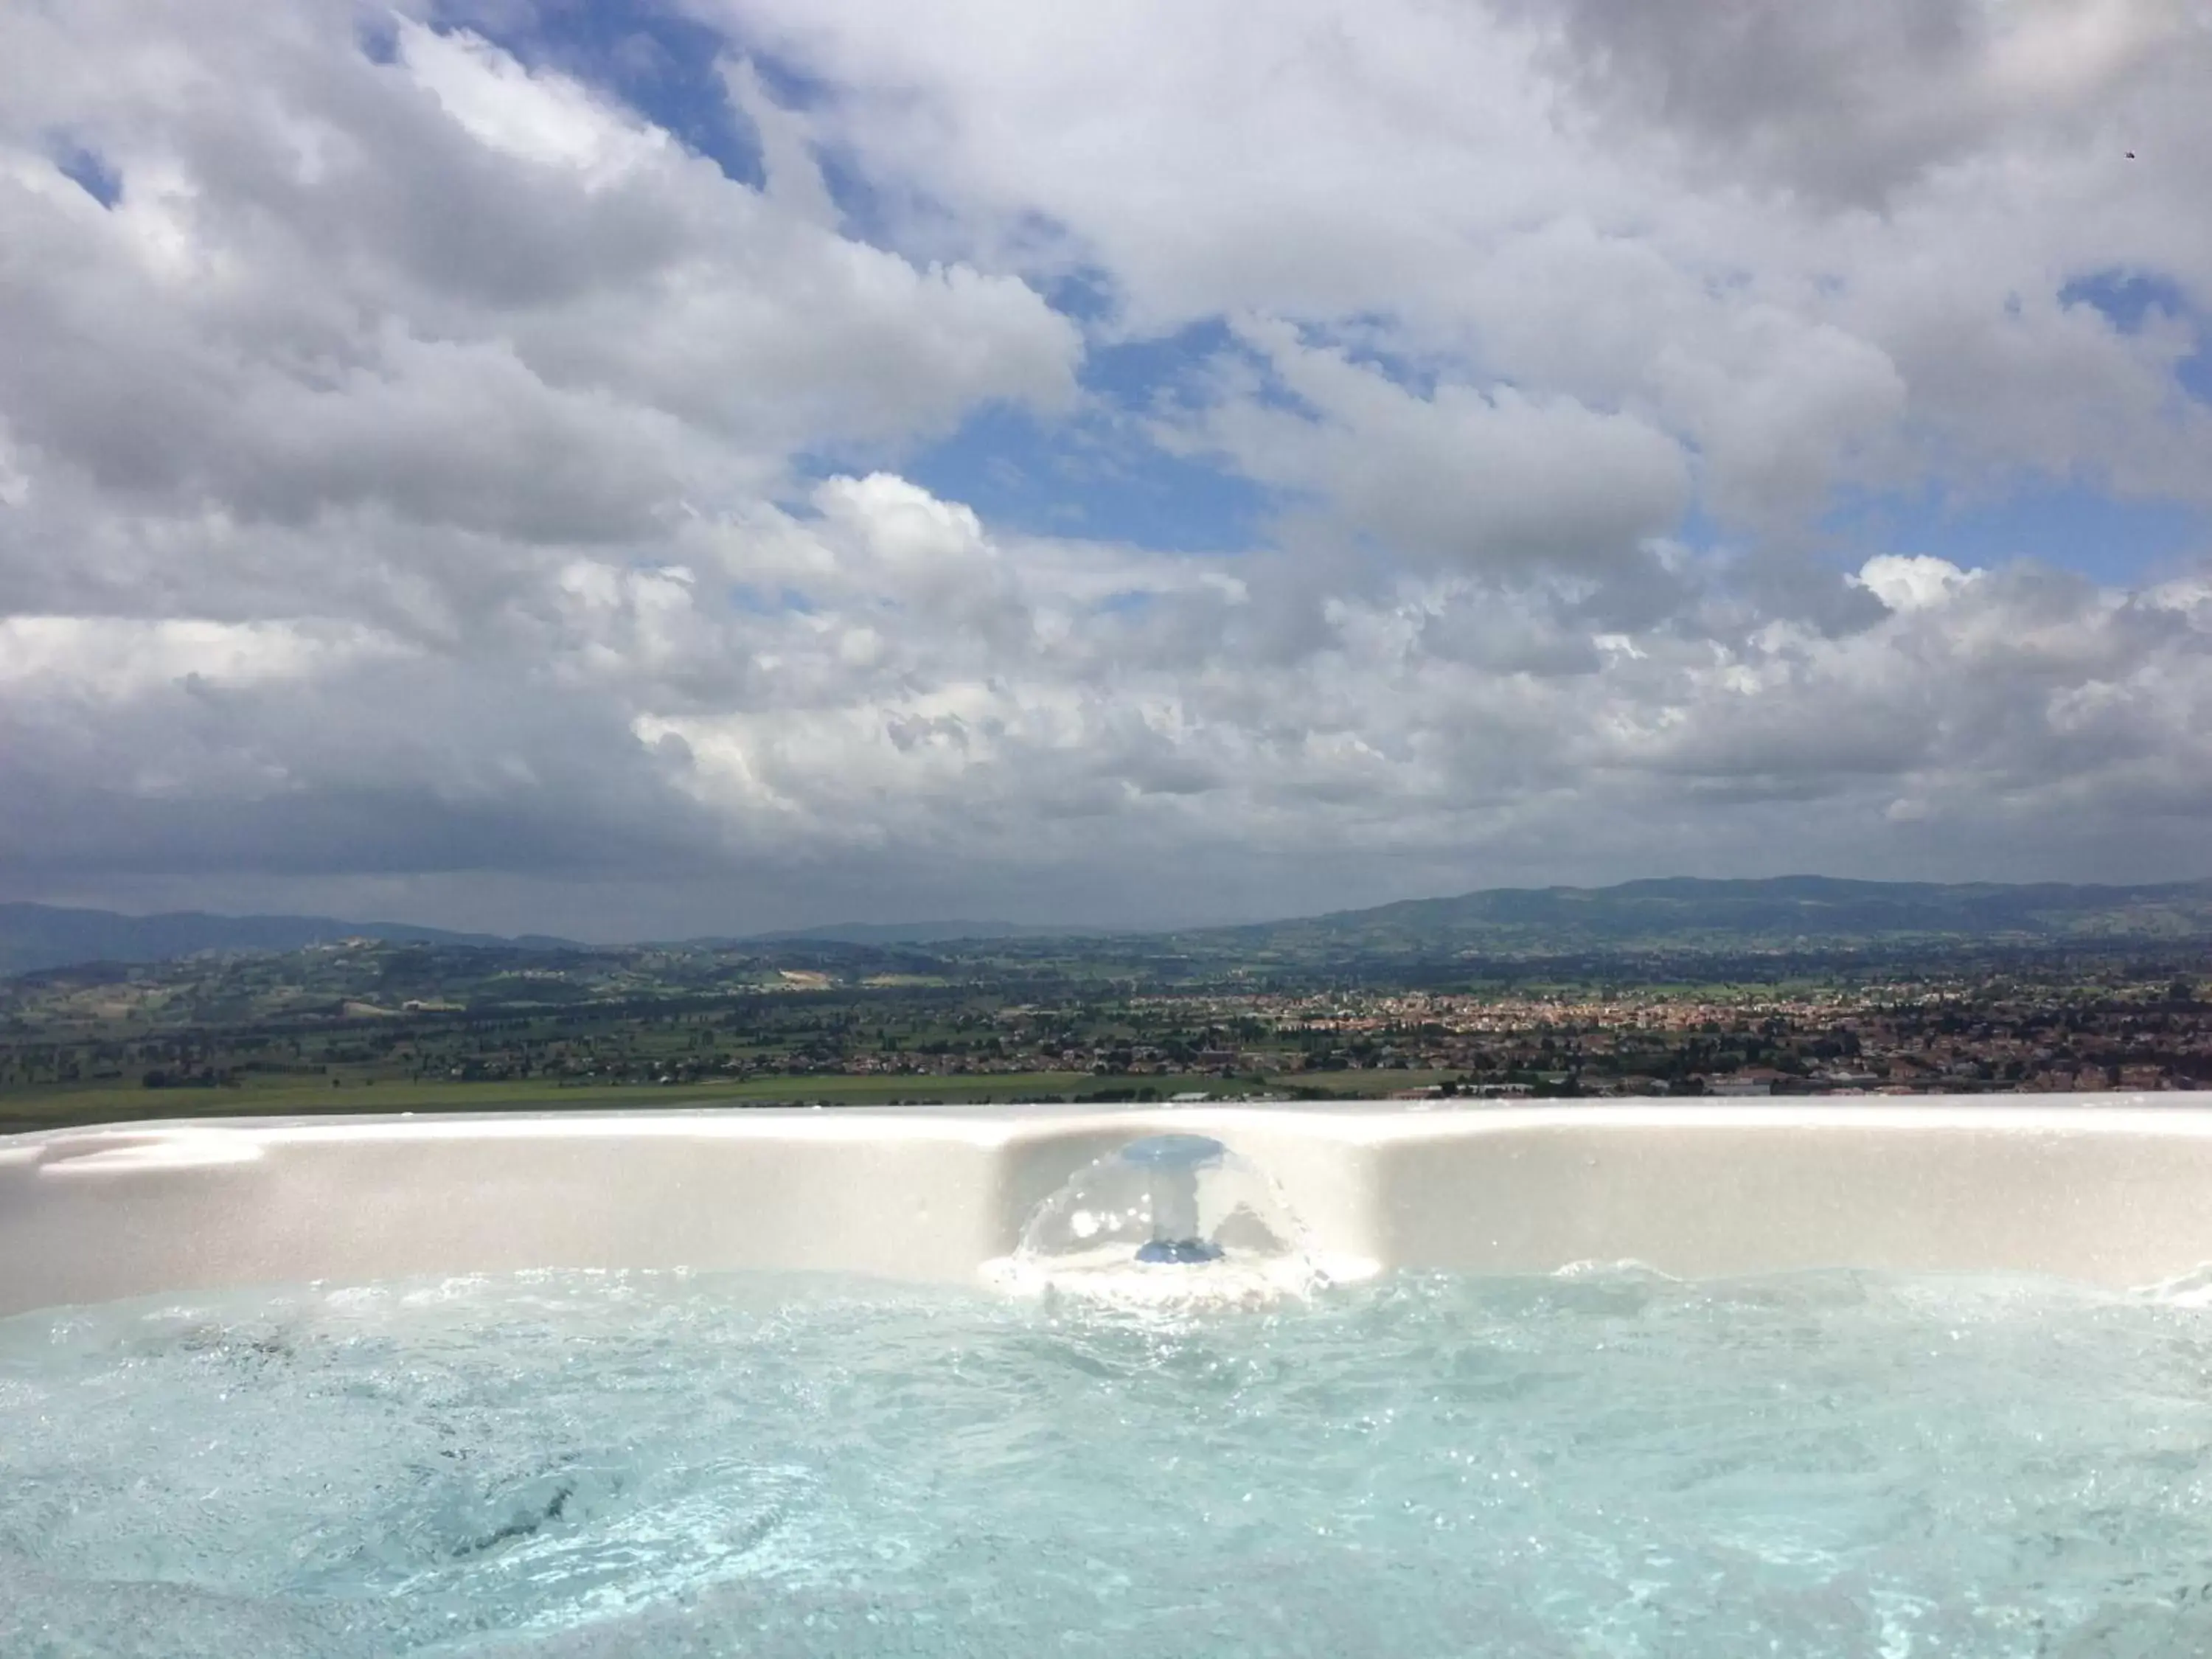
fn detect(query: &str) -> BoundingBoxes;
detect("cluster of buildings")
[946,980,2212,1096]
[516,981,2212,1097]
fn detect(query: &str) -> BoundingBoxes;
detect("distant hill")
[1176,876,2212,960]
[0,902,567,977]
[738,919,1108,947]
[8,877,2211,979]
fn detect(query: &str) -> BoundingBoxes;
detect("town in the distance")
[4,876,2210,1133]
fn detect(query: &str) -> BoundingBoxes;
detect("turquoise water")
[5,1267,2212,1656]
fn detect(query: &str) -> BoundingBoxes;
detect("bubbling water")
[984,1135,1344,1307]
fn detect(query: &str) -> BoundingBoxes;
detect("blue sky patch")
[1302,314,1448,400]
[1833,479,2208,587]
[49,136,120,208]
[781,316,1284,552]
[900,400,1278,552]
[912,318,1310,552]
[431,0,769,190]
[424,0,924,247]
[2062,267,2212,404]
[356,14,400,66]
[729,583,815,616]
[1037,263,1119,327]
[2062,268,2191,333]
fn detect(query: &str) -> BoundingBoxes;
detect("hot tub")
[7,1097,2212,1656]
[7,1096,2212,1310]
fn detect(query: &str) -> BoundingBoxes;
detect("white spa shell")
[6,1097,2212,1315]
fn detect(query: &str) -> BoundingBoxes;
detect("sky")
[1,0,2210,939]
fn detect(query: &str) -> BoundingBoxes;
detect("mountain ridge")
[5,874,2212,976]
[1174,874,2212,957]
[723,919,1106,947]
[0,902,574,978]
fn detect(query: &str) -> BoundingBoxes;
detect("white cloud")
[399,19,668,181]
[1177,320,1691,578]
[0,0,1080,541]
[0,616,408,700]
[714,0,2212,518]
[0,0,2208,931]
[1851,554,1982,613]
[1500,0,2194,205]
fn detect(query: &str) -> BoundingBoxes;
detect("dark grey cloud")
[1498,0,1985,204]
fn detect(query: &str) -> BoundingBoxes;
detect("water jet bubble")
[986,1134,1324,1307]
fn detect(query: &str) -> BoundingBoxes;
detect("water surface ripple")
[4,1265,2212,1655]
